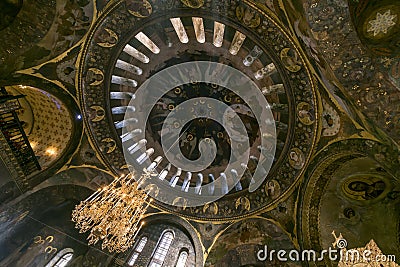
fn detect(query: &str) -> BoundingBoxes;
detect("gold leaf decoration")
[127,0,152,18]
[265,180,281,200]
[180,0,204,9]
[297,102,315,125]
[87,68,104,86]
[288,148,305,170]
[203,202,218,215]
[97,28,119,48]
[280,48,302,72]
[101,138,116,154]
[235,197,251,211]
[90,106,105,122]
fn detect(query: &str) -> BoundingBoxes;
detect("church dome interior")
[0,0,399,266]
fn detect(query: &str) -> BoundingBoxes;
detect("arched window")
[128,236,148,266]
[45,248,74,267]
[175,249,188,267]
[148,230,174,267]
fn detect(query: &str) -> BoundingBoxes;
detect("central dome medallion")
[78,0,318,220]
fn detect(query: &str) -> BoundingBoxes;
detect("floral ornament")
[367,10,397,36]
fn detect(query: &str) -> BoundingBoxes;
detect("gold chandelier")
[71,168,158,253]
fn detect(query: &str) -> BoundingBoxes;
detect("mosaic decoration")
[341,175,389,202]
[302,0,400,147]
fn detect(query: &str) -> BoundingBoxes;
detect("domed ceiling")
[78,0,319,220]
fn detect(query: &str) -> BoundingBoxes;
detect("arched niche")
[4,85,80,170]
[205,218,300,267]
[0,81,84,203]
[298,140,400,266]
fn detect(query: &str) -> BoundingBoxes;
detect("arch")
[5,85,74,169]
[148,230,175,267]
[45,248,74,267]
[1,167,114,210]
[297,139,400,266]
[0,77,83,189]
[127,236,148,266]
[40,167,115,192]
[175,248,189,267]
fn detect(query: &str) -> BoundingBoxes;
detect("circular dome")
[78,0,318,220]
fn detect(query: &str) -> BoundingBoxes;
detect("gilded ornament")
[322,99,340,137]
[367,10,397,37]
[341,176,387,201]
[280,48,302,72]
[297,102,315,125]
[90,106,105,122]
[180,0,204,9]
[101,138,117,154]
[203,202,218,215]
[34,236,45,244]
[86,68,104,86]
[235,197,251,211]
[264,180,281,200]
[172,197,188,209]
[45,246,57,254]
[96,28,119,48]
[127,0,152,18]
[288,148,305,170]
[71,173,150,253]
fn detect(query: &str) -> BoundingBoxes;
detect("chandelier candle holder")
[71,164,160,253]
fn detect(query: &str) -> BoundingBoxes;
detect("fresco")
[206,219,301,266]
